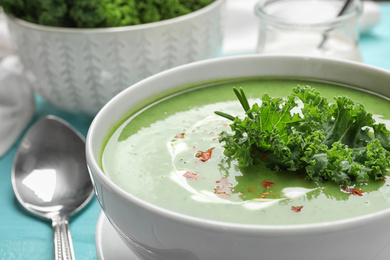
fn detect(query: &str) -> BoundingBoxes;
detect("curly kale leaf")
[215,85,390,185]
[324,96,374,148]
[217,89,301,167]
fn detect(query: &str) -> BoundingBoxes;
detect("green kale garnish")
[215,86,390,185]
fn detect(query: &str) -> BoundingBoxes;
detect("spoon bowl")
[12,115,94,260]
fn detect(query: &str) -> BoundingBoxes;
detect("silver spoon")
[12,115,94,260]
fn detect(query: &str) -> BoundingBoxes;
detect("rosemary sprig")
[214,87,253,120]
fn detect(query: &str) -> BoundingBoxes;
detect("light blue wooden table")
[1,3,390,259]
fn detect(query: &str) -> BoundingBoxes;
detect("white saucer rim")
[95,211,106,260]
[95,210,139,260]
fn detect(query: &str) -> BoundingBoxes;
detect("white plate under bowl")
[95,208,390,260]
[95,211,139,260]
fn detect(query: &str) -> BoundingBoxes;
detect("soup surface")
[102,78,390,225]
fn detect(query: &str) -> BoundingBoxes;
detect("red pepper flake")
[248,188,255,193]
[175,133,185,138]
[214,178,233,197]
[381,178,386,182]
[341,185,363,196]
[214,178,233,198]
[214,186,233,196]
[259,191,270,199]
[216,178,229,185]
[214,186,226,194]
[195,148,214,162]
[353,189,363,196]
[291,206,303,213]
[183,172,198,180]
[262,180,275,189]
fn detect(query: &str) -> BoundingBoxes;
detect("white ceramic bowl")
[5,0,225,115]
[86,55,390,260]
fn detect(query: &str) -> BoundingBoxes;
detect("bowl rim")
[5,0,225,34]
[86,54,390,235]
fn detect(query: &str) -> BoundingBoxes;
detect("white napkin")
[0,11,11,58]
[222,0,382,55]
[0,55,35,157]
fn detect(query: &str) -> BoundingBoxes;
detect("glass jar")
[255,0,362,61]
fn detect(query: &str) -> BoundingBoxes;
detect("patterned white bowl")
[5,0,225,115]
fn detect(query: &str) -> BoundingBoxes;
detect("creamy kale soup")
[102,78,390,225]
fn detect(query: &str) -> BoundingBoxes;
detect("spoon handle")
[52,217,75,260]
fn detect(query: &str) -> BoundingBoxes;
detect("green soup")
[102,78,390,225]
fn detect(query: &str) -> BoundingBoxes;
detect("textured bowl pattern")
[6,0,225,115]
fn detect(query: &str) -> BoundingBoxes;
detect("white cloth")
[0,55,35,157]
[0,11,34,158]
